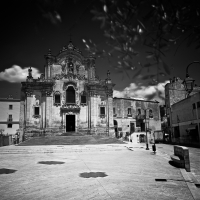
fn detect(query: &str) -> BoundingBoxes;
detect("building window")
[54,92,61,106]
[34,107,39,115]
[7,124,12,128]
[127,108,132,117]
[55,94,60,104]
[100,107,105,117]
[81,93,86,104]
[9,105,13,110]
[113,107,117,117]
[197,101,200,108]
[137,109,141,115]
[193,103,196,110]
[136,120,141,127]
[149,109,153,118]
[8,115,12,122]
[66,86,75,103]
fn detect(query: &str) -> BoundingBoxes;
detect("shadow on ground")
[79,172,108,178]
[38,161,65,165]
[0,168,17,174]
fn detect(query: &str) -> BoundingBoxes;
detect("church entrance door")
[66,115,75,132]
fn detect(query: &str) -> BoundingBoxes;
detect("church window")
[34,107,39,115]
[100,107,105,117]
[81,94,86,104]
[66,86,75,103]
[54,92,61,106]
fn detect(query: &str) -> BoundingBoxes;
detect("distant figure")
[12,135,15,144]
[15,134,18,144]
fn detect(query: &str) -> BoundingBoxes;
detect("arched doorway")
[114,120,118,138]
[66,86,75,103]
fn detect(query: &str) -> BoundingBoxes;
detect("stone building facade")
[165,77,200,143]
[19,41,115,137]
[171,92,200,146]
[0,97,20,135]
[113,97,161,143]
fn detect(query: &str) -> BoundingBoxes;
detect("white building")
[0,97,20,135]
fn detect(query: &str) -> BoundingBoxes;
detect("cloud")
[0,65,41,83]
[113,81,169,104]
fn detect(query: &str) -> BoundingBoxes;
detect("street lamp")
[144,109,150,150]
[183,61,199,97]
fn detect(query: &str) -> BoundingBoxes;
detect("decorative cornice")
[53,73,86,81]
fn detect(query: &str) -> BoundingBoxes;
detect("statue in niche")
[61,61,66,73]
[68,57,74,74]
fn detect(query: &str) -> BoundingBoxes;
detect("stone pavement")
[0,143,199,200]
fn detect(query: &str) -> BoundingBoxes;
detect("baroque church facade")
[19,41,115,137]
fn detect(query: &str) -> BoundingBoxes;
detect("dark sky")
[0,0,200,100]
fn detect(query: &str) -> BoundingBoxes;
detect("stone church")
[19,40,115,137]
[19,40,161,141]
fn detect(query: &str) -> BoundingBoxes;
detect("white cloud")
[0,65,41,83]
[113,81,169,104]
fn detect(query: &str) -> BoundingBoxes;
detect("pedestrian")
[12,134,15,144]
[17,133,19,144]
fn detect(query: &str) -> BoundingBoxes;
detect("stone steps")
[0,144,127,154]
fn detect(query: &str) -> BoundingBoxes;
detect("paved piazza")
[0,144,199,200]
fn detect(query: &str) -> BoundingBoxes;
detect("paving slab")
[0,143,197,200]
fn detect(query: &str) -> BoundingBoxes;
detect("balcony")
[33,115,41,119]
[100,114,105,118]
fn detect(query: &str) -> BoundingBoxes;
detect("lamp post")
[144,109,150,150]
[183,61,199,97]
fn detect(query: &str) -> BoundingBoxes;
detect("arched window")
[66,86,75,103]
[54,92,61,106]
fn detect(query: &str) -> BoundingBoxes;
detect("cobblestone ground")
[0,144,196,200]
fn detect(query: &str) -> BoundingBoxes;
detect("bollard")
[152,144,156,153]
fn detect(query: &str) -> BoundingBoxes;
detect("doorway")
[66,115,75,132]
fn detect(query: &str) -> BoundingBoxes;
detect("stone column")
[41,94,46,129]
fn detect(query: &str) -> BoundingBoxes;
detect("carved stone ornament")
[33,102,40,107]
[26,90,33,97]
[41,90,52,97]
[53,73,86,81]
[66,112,74,115]
[32,115,41,119]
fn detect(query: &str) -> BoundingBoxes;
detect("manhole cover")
[79,172,108,178]
[0,168,17,174]
[38,161,65,165]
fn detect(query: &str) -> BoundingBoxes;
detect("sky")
[0,0,200,104]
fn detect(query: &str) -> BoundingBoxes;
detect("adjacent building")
[171,92,200,145]
[0,97,20,135]
[113,97,161,143]
[165,77,200,145]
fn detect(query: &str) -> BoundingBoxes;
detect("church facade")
[19,41,115,138]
